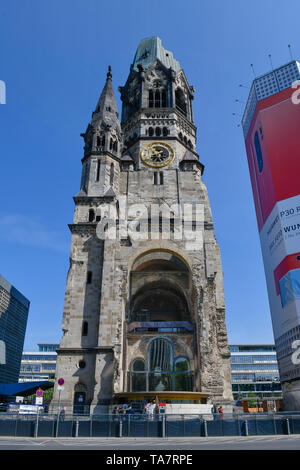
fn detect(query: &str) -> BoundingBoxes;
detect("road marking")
[1,434,300,450]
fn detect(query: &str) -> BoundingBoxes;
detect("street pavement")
[0,435,300,450]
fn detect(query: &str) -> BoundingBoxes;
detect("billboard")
[244,83,300,383]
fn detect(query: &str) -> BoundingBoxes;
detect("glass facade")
[230,344,282,401]
[0,275,30,383]
[22,355,57,361]
[231,364,278,371]
[231,355,277,363]
[19,344,58,382]
[229,345,276,352]
[38,344,59,352]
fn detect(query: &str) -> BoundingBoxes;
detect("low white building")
[19,344,58,383]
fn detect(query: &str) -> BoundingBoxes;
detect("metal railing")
[0,412,300,438]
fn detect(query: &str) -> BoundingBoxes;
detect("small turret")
[79,67,121,197]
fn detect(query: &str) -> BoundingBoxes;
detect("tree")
[43,388,54,402]
[247,392,257,408]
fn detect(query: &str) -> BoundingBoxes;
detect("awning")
[0,381,54,397]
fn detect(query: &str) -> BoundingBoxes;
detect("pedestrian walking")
[126,405,135,415]
[145,402,152,420]
[149,401,156,420]
[211,403,219,419]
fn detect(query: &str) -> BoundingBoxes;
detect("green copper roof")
[132,37,181,72]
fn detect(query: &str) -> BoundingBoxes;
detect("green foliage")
[43,388,54,402]
[22,386,54,404]
[247,392,257,408]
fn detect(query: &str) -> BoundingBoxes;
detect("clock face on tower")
[140,142,175,168]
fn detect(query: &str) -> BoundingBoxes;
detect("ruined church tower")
[52,37,232,413]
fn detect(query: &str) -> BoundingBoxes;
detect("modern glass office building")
[19,344,58,383]
[0,274,30,383]
[229,345,282,402]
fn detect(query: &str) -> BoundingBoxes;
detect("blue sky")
[0,0,299,350]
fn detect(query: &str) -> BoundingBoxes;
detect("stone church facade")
[52,37,233,413]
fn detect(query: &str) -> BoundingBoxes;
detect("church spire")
[82,66,121,159]
[92,65,120,129]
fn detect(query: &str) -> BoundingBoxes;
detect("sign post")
[56,378,65,437]
[57,378,65,413]
[34,388,43,438]
[35,388,43,406]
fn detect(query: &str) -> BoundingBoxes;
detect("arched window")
[174,357,190,371]
[132,358,145,371]
[88,209,95,222]
[131,358,146,392]
[163,127,168,137]
[73,384,87,414]
[155,90,160,108]
[148,339,173,392]
[130,338,192,392]
[149,127,154,137]
[175,88,187,116]
[149,90,154,108]
[155,127,161,137]
[149,88,167,108]
[96,160,100,182]
[82,321,88,337]
[110,163,114,186]
[95,135,104,148]
[174,357,192,391]
[153,171,163,186]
